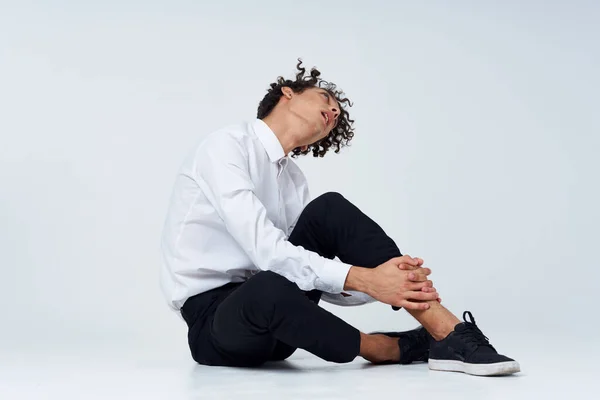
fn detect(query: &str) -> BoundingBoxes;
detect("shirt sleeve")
[320,291,377,307]
[194,133,352,294]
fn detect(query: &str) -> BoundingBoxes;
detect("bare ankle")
[359,333,400,363]
[405,303,461,341]
[429,316,461,341]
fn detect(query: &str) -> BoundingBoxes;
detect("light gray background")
[1,0,598,367]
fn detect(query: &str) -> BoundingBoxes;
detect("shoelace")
[460,311,494,349]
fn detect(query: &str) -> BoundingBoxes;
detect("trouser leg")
[187,192,403,366]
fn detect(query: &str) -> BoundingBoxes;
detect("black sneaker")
[371,325,430,365]
[428,311,520,376]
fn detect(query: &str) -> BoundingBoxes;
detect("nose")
[330,106,340,120]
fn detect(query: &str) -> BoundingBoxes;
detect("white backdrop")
[1,0,598,359]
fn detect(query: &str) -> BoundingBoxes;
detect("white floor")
[2,332,597,400]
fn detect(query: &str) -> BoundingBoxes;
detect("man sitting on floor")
[159,59,520,376]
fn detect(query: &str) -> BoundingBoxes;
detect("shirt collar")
[253,119,286,163]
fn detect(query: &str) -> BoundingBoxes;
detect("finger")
[399,300,430,311]
[397,263,419,271]
[406,291,440,301]
[408,272,428,282]
[407,280,433,291]
[394,255,419,266]
[416,257,424,266]
[401,256,419,265]
[407,267,432,276]
[437,297,442,303]
[415,287,437,295]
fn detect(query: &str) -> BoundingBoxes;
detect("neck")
[261,113,303,155]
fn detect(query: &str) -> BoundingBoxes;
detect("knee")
[318,191,345,203]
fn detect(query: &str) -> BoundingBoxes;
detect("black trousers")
[180,192,403,366]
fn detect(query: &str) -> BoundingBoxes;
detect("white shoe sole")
[429,359,521,376]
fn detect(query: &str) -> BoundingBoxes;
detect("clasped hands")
[375,255,441,310]
[345,255,441,310]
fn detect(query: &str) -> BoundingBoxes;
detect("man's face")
[282,86,341,147]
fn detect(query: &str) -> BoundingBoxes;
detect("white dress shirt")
[160,119,375,311]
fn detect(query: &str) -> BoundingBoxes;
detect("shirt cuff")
[319,259,353,293]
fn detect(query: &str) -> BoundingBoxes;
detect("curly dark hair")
[257,59,355,158]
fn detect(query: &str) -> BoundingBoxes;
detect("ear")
[281,87,293,99]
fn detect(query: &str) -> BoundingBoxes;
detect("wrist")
[344,266,372,293]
